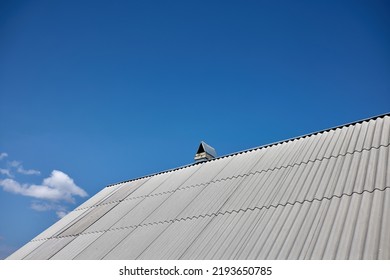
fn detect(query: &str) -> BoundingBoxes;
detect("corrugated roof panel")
[49,232,104,259]
[178,213,231,259]
[196,211,247,259]
[280,202,319,259]
[380,115,390,145]
[219,209,268,259]
[312,193,345,259]
[212,148,264,180]
[378,187,390,259]
[31,208,89,241]
[315,130,335,159]
[176,177,245,221]
[215,211,269,259]
[372,116,384,147]
[345,122,362,153]
[355,150,373,193]
[331,125,350,156]
[268,202,308,259]
[73,228,132,259]
[276,161,318,204]
[362,189,384,259]
[6,239,46,260]
[182,189,390,259]
[99,177,149,204]
[365,118,378,148]
[84,198,144,232]
[348,192,376,259]
[216,175,258,213]
[228,166,291,211]
[119,171,173,198]
[142,183,209,224]
[387,146,390,186]
[258,204,299,259]
[111,193,172,229]
[56,203,119,237]
[23,236,76,260]
[147,164,202,194]
[376,146,389,188]
[137,216,213,260]
[331,189,361,259]
[258,141,296,171]
[183,156,234,187]
[250,144,285,172]
[357,120,371,151]
[75,183,122,210]
[103,223,170,259]
[239,206,283,259]
[322,189,352,259]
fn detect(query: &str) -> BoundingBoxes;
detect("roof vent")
[194,141,217,162]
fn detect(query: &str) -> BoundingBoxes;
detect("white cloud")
[17,166,40,175]
[0,154,83,219]
[0,168,12,178]
[0,179,25,194]
[9,160,20,167]
[0,170,88,203]
[56,210,68,219]
[31,201,56,212]
[30,201,69,218]
[3,160,40,176]
[0,153,8,160]
[43,170,88,202]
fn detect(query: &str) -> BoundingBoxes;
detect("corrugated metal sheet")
[7,113,390,260]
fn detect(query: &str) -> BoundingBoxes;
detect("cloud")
[4,160,40,176]
[17,166,40,176]
[0,168,12,177]
[56,210,68,219]
[0,154,86,219]
[30,202,53,212]
[30,201,69,218]
[43,170,88,202]
[0,179,24,194]
[0,153,8,160]
[0,158,39,177]
[0,170,88,203]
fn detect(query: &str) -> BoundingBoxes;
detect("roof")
[7,113,390,260]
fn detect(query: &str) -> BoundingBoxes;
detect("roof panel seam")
[30,185,390,242]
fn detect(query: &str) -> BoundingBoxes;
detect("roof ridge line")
[106,112,390,188]
[76,142,389,211]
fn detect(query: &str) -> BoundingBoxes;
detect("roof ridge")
[78,142,389,210]
[106,112,390,188]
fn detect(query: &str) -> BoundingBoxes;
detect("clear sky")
[0,0,389,259]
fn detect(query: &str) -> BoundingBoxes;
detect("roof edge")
[107,112,390,188]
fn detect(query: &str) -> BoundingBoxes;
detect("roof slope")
[8,113,390,260]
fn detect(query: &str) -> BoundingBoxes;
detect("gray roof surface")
[7,113,390,260]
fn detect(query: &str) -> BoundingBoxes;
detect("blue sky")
[0,0,389,259]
